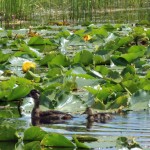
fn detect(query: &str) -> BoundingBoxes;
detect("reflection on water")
[35,111,150,149]
[0,103,150,149]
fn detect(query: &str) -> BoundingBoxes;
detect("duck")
[29,89,73,125]
[83,107,113,123]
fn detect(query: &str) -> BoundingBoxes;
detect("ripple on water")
[36,111,150,148]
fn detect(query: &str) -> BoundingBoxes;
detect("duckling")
[29,89,73,125]
[83,107,113,123]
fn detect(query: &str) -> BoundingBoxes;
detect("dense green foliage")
[0,24,150,112]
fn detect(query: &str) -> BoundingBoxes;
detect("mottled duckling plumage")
[83,107,113,123]
[29,89,73,125]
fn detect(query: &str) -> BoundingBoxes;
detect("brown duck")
[29,89,73,125]
[83,107,113,123]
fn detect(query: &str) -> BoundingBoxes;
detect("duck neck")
[34,99,40,109]
[88,109,93,116]
[32,99,40,118]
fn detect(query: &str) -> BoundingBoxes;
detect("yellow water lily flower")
[83,35,92,41]
[22,61,36,73]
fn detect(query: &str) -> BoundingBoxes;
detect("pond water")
[33,111,150,149]
[0,103,150,149]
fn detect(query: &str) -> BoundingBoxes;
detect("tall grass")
[0,0,149,27]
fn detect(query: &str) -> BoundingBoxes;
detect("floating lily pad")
[24,141,41,150]
[129,90,150,111]
[0,125,18,141]
[23,126,47,141]
[73,135,90,149]
[41,133,75,148]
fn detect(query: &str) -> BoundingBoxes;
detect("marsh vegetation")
[0,0,150,149]
[0,0,150,28]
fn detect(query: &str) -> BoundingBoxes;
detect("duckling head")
[83,107,93,116]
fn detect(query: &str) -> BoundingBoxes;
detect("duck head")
[29,89,40,99]
[83,107,93,116]
[29,89,41,111]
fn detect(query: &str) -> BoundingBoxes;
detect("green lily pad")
[129,90,150,111]
[73,135,98,142]
[40,52,57,66]
[73,50,93,66]
[7,85,32,101]
[0,51,10,63]
[0,125,18,141]
[24,70,41,82]
[116,136,142,149]
[28,36,45,45]
[24,141,41,150]
[41,133,75,148]
[107,94,129,109]
[23,126,47,141]
[73,135,90,149]
[48,54,70,67]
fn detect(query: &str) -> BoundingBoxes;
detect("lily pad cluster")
[0,125,91,149]
[0,24,150,111]
[0,125,142,150]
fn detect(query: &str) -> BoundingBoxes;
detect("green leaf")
[93,55,105,65]
[73,135,98,142]
[129,90,150,111]
[121,65,136,77]
[92,27,108,37]
[73,50,93,66]
[24,141,41,150]
[0,51,10,63]
[122,79,140,94]
[28,36,45,45]
[0,76,16,100]
[95,66,110,76]
[0,37,8,45]
[116,136,141,149]
[41,133,75,148]
[48,54,70,67]
[106,70,122,83]
[0,125,18,141]
[107,94,129,109]
[73,135,90,149]
[84,86,99,96]
[92,98,106,110]
[112,46,146,65]
[55,29,70,39]
[15,139,24,150]
[23,127,47,141]
[116,137,129,148]
[24,71,41,82]
[40,52,57,66]
[7,85,32,101]
[146,70,150,79]
[96,87,112,101]
[128,45,146,54]
[117,36,133,47]
[19,44,39,58]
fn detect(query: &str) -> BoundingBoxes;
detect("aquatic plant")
[0,24,150,112]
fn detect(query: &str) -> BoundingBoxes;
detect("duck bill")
[82,111,86,115]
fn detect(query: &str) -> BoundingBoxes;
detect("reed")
[0,0,149,27]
